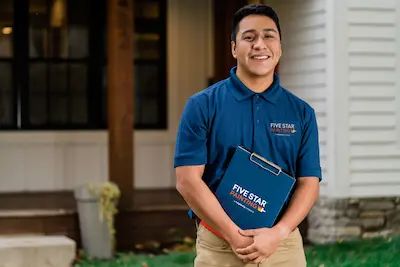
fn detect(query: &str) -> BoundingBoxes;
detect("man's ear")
[231,41,237,59]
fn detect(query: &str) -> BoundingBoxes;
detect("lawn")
[74,236,400,267]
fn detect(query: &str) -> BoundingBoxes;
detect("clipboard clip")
[250,153,282,176]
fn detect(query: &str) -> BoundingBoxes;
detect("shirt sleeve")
[174,96,208,168]
[296,107,322,180]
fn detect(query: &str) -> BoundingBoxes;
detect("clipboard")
[215,145,296,230]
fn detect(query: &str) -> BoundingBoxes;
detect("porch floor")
[0,189,195,252]
[0,189,187,211]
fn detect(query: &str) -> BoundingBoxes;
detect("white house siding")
[0,0,214,192]
[265,0,330,195]
[345,0,400,197]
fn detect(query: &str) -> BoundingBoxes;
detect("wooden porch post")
[213,0,248,82]
[107,0,134,209]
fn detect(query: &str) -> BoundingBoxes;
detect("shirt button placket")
[255,95,260,131]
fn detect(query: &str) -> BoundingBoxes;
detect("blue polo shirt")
[174,66,322,197]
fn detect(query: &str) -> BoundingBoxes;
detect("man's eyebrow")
[241,28,277,35]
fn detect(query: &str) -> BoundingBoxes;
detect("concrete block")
[0,235,76,267]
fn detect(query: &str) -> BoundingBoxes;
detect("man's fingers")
[235,244,257,255]
[236,251,259,262]
[238,228,258,237]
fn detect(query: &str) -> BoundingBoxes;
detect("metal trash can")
[74,183,119,259]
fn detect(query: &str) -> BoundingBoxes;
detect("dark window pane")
[29,0,56,57]
[137,98,158,125]
[0,62,13,125]
[70,64,86,92]
[29,26,47,58]
[29,95,47,125]
[29,63,47,125]
[68,26,88,58]
[134,63,159,97]
[29,0,88,58]
[134,63,159,126]
[68,0,88,58]
[50,63,67,94]
[71,94,87,124]
[50,96,67,123]
[70,64,88,124]
[29,62,47,93]
[0,62,12,93]
[134,33,160,60]
[135,1,159,19]
[0,95,13,125]
[0,0,13,57]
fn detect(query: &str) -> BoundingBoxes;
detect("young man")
[174,4,321,267]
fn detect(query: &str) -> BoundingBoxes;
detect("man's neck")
[236,67,274,93]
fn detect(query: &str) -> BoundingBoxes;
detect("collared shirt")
[174,67,322,217]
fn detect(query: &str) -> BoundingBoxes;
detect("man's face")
[231,15,281,77]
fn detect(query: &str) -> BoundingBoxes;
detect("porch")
[0,189,309,252]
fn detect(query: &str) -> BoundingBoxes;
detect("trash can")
[73,182,120,260]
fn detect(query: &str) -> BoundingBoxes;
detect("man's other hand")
[235,225,290,264]
[226,230,254,259]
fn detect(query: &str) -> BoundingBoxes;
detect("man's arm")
[276,107,321,234]
[176,165,252,247]
[174,96,252,254]
[274,176,320,236]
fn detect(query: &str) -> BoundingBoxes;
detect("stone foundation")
[308,197,400,244]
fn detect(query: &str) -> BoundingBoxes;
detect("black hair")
[231,4,281,43]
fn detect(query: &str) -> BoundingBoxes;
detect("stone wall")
[308,197,400,244]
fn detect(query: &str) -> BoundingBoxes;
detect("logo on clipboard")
[229,183,267,214]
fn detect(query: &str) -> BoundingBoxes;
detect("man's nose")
[253,37,267,50]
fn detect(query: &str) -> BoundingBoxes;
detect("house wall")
[338,0,400,197]
[265,0,331,195]
[266,0,400,198]
[0,0,214,192]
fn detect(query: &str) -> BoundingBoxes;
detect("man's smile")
[250,55,271,61]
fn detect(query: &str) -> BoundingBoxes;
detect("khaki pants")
[194,224,307,267]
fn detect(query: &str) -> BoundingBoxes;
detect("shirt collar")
[228,66,282,104]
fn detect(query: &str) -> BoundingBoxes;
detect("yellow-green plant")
[88,181,121,250]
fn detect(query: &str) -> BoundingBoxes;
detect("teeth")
[253,56,269,59]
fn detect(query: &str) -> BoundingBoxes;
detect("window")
[0,0,14,128]
[28,0,90,128]
[133,0,167,129]
[0,0,167,130]
[102,0,167,129]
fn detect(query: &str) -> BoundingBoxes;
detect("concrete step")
[0,235,76,267]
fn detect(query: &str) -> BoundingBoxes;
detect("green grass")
[305,236,400,267]
[75,236,400,267]
[74,252,195,267]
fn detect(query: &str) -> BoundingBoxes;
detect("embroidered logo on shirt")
[270,122,297,136]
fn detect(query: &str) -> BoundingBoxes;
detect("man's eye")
[244,36,254,41]
[265,35,274,39]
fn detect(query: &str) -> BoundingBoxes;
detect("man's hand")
[226,229,254,258]
[234,225,291,264]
